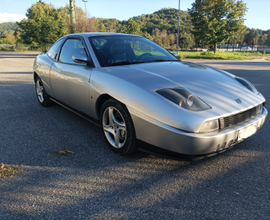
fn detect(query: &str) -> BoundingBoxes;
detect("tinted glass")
[89,35,177,67]
[59,38,88,65]
[47,38,65,60]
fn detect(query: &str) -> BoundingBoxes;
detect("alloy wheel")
[36,79,44,103]
[102,106,127,148]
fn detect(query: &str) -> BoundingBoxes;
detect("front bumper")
[129,107,268,156]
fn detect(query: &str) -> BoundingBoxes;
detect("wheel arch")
[33,72,38,81]
[95,94,114,119]
[95,94,132,120]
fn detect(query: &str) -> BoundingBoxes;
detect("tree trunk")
[214,43,217,54]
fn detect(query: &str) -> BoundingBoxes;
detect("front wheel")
[100,99,137,155]
[35,76,53,107]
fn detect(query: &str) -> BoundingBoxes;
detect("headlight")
[235,77,259,95]
[156,87,211,111]
[199,119,219,133]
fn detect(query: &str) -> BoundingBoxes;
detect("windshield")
[89,35,178,67]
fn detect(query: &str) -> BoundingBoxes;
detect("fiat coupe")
[33,33,267,159]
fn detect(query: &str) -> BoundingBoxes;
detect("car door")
[50,37,94,115]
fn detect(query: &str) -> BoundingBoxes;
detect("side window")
[59,38,88,65]
[47,38,65,60]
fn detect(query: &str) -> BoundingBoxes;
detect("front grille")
[219,105,262,130]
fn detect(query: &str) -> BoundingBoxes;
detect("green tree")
[122,19,140,35]
[17,1,69,51]
[0,22,18,34]
[258,34,267,46]
[243,28,262,46]
[179,32,194,49]
[142,31,153,41]
[96,20,107,32]
[230,29,245,46]
[188,0,247,53]
[0,30,17,44]
[265,35,270,46]
[97,18,122,32]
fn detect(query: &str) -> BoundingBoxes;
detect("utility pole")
[70,0,76,33]
[176,0,180,56]
[83,0,88,17]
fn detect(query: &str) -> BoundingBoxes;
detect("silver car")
[33,33,267,160]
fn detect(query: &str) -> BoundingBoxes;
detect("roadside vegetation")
[177,51,270,60]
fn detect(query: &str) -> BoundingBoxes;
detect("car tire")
[35,76,53,107]
[100,99,137,155]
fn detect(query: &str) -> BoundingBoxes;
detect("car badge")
[235,98,242,104]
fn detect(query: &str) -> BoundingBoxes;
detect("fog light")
[199,119,219,133]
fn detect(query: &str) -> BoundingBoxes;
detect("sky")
[0,0,269,30]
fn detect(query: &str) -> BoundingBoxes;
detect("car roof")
[67,32,138,37]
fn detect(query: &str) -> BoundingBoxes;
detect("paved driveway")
[0,52,270,220]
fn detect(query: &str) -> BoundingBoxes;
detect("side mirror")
[171,52,178,57]
[72,54,89,64]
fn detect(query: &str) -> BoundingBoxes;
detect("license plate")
[238,122,257,141]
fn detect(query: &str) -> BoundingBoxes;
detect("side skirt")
[50,98,100,127]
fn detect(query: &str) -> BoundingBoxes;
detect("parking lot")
[0,51,270,220]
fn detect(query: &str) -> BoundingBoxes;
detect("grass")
[0,163,24,179]
[177,51,270,60]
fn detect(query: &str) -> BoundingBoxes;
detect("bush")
[0,45,15,51]
[15,43,25,51]
[0,38,14,44]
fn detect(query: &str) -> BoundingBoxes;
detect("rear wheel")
[35,76,53,107]
[100,99,137,155]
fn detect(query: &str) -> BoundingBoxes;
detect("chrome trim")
[72,54,88,64]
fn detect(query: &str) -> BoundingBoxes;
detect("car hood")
[93,61,265,132]
[126,61,264,117]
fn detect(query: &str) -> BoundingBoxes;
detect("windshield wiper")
[107,61,136,66]
[147,59,180,63]
[107,59,180,67]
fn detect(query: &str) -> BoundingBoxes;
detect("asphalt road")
[0,52,270,220]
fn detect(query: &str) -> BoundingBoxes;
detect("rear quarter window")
[47,38,65,60]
